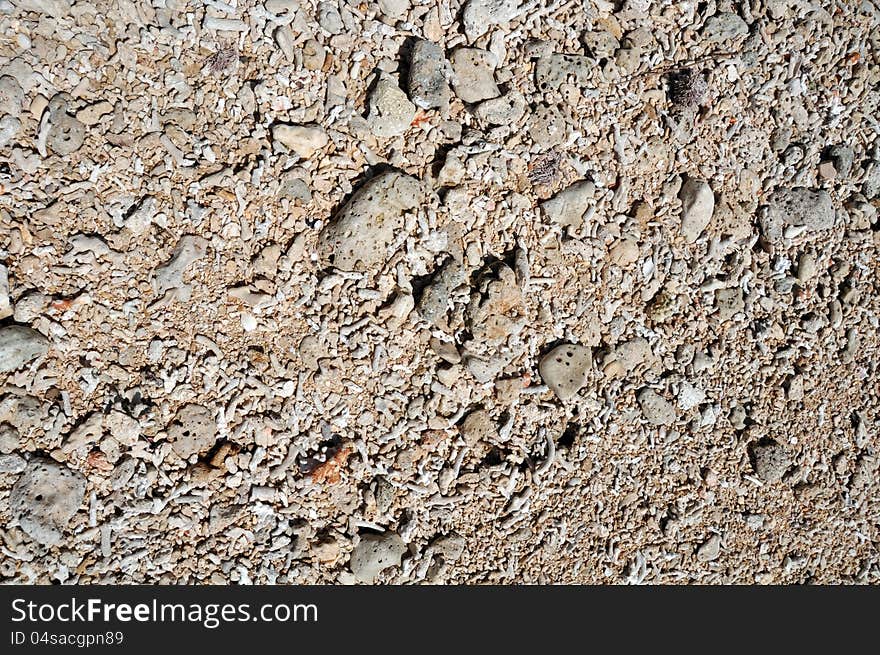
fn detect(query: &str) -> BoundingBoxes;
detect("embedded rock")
[451,48,500,104]
[540,180,595,229]
[408,40,451,111]
[765,187,835,234]
[637,388,676,426]
[539,344,593,401]
[679,177,714,243]
[349,532,407,583]
[0,326,49,373]
[167,403,217,459]
[272,124,328,158]
[10,457,86,546]
[368,75,416,137]
[317,172,422,272]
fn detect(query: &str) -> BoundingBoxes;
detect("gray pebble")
[368,74,416,137]
[45,93,85,156]
[0,114,20,147]
[11,457,86,546]
[0,325,49,373]
[463,352,507,383]
[301,38,327,71]
[317,171,422,272]
[539,343,593,401]
[862,160,880,199]
[378,0,409,19]
[460,409,496,447]
[417,259,465,327]
[582,30,620,59]
[535,54,592,91]
[451,48,500,104]
[407,40,451,111]
[167,403,217,459]
[0,452,25,474]
[527,103,566,149]
[702,12,749,43]
[765,187,835,233]
[824,144,854,178]
[714,287,744,322]
[272,123,328,158]
[461,0,519,42]
[540,180,595,229]
[317,2,343,34]
[278,172,312,202]
[0,423,19,453]
[0,74,23,116]
[696,534,722,562]
[751,440,791,483]
[679,177,714,243]
[473,90,526,126]
[349,532,407,583]
[637,388,676,426]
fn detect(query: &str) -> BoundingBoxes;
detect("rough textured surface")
[540,180,596,229]
[317,171,422,272]
[462,0,520,42]
[766,187,836,232]
[349,532,407,583]
[751,440,792,483]
[451,48,500,104]
[368,75,416,137]
[0,1,879,587]
[408,40,451,111]
[539,344,593,401]
[0,326,48,373]
[167,404,217,459]
[679,177,715,243]
[10,458,85,546]
[272,124,328,159]
[637,388,677,426]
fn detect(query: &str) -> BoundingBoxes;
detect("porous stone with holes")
[167,403,217,459]
[10,457,86,546]
[317,171,423,272]
[0,325,49,373]
[349,532,407,583]
[539,344,593,401]
[751,440,792,483]
[765,187,835,234]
